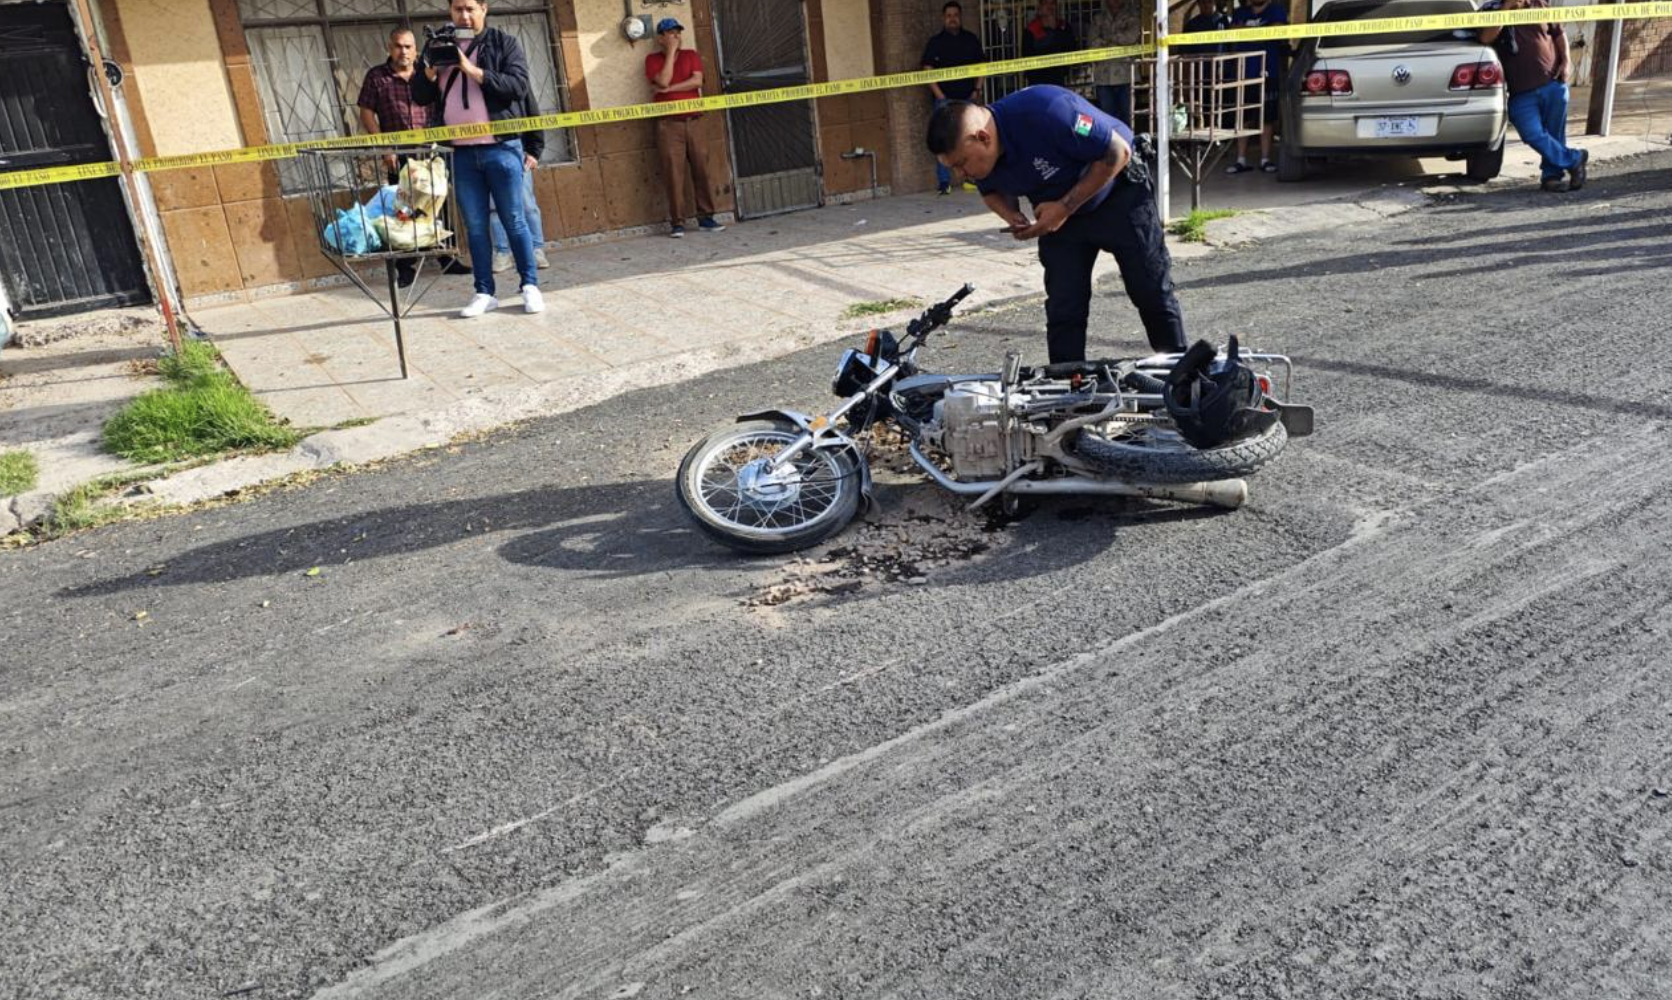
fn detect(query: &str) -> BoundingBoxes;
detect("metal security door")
[712,0,821,218]
[0,3,149,319]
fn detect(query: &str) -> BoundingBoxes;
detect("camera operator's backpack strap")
[438,34,487,109]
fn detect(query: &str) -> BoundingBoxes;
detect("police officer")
[926,86,1186,364]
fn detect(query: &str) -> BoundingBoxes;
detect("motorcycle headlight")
[832,349,879,396]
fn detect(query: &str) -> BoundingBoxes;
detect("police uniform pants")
[1037,175,1186,363]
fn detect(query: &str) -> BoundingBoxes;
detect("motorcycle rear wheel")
[1072,422,1288,484]
[677,420,863,555]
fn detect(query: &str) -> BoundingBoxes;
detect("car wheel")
[1466,145,1504,182]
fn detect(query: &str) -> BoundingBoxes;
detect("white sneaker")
[492,250,514,274]
[459,293,499,318]
[522,284,544,314]
[534,248,550,269]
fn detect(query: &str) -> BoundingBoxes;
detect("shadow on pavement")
[59,479,725,597]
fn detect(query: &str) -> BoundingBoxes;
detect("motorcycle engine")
[931,382,1013,480]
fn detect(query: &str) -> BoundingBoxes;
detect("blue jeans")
[933,98,953,190]
[1508,80,1582,182]
[489,164,543,256]
[452,139,536,295]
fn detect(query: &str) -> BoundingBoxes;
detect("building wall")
[869,0,950,195]
[824,0,878,82]
[1620,17,1672,78]
[111,0,242,156]
[809,0,892,198]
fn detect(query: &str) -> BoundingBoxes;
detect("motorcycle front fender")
[736,409,874,507]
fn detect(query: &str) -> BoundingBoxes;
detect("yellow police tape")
[2,2,1667,193]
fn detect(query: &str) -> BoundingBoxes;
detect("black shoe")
[439,257,472,276]
[395,265,417,289]
[937,184,951,196]
[1540,177,1568,193]
[1568,148,1589,191]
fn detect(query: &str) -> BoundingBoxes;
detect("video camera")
[422,23,475,67]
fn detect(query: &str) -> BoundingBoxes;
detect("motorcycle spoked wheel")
[676,420,864,555]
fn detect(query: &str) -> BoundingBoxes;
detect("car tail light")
[1451,61,1501,91]
[1305,69,1353,96]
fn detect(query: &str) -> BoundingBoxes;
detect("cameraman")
[411,0,543,317]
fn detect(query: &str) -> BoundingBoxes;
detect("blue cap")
[656,17,684,33]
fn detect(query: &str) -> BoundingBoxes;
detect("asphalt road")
[5,153,1671,1000]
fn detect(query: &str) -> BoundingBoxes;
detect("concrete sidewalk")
[195,191,1108,429]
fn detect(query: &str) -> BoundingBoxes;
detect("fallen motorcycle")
[676,285,1314,554]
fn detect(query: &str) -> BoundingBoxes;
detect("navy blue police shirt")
[975,85,1134,216]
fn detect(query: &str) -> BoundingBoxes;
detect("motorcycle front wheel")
[676,420,863,555]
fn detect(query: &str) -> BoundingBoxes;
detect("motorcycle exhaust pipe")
[909,443,1247,509]
[1007,477,1248,509]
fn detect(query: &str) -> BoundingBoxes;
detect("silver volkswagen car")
[1277,0,1509,181]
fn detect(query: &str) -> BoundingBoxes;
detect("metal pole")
[385,260,409,380]
[71,0,183,353]
[1598,9,1624,137]
[1154,0,1171,223]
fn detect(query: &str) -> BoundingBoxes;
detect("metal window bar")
[979,0,1117,103]
[300,145,459,378]
[1131,52,1264,210]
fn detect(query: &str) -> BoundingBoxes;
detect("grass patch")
[843,297,924,320]
[1168,208,1238,243]
[103,340,299,464]
[47,474,148,536]
[0,449,38,496]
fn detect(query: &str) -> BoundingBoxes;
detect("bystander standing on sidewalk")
[1480,0,1587,191]
[922,1,987,194]
[1085,0,1142,127]
[411,0,543,318]
[1176,0,1229,54]
[487,95,551,274]
[1226,0,1288,174]
[646,17,725,238]
[1022,0,1077,88]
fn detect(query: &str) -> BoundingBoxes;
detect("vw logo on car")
[1393,64,1413,85]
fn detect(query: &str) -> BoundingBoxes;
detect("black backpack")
[1162,337,1278,450]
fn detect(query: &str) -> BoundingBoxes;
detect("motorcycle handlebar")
[906,284,975,339]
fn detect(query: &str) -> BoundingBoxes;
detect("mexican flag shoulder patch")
[1073,113,1094,137]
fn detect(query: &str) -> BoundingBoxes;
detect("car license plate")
[1373,116,1420,138]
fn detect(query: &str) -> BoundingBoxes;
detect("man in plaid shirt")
[357,27,430,165]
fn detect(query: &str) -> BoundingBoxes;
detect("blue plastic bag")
[362,185,401,221]
[322,206,382,255]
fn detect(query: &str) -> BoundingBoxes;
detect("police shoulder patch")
[1073,113,1094,137]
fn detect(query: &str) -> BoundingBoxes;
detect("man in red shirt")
[646,18,724,237]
